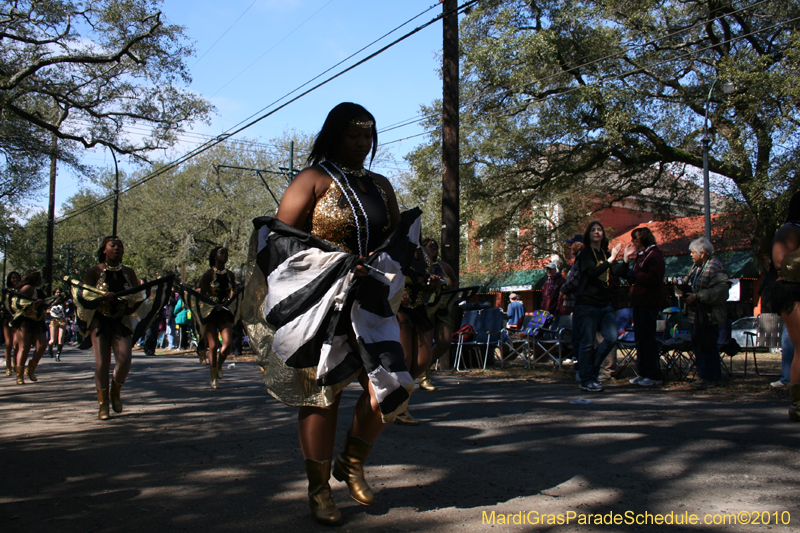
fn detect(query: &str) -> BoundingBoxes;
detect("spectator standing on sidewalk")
[622,227,666,387]
[573,222,626,392]
[682,238,730,390]
[540,262,565,322]
[506,293,525,329]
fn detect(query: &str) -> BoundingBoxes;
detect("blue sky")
[51,0,447,211]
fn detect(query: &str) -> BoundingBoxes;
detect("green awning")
[459,269,547,292]
[663,250,759,279]
[462,250,759,293]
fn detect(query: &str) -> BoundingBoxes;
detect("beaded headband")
[348,119,374,128]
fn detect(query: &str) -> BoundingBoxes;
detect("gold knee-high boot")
[97,389,110,420]
[789,384,800,422]
[332,433,375,505]
[305,459,342,526]
[419,370,436,391]
[110,379,123,413]
[26,360,38,382]
[210,365,218,389]
[15,365,24,385]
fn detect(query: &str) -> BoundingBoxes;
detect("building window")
[479,238,493,264]
[505,228,520,262]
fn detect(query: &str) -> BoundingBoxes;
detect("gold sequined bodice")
[304,174,390,255]
[95,268,134,318]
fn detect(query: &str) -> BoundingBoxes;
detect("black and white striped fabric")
[250,208,421,418]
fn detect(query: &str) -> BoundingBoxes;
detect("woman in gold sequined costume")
[82,237,140,420]
[199,246,236,389]
[3,271,21,376]
[11,269,48,384]
[273,103,401,525]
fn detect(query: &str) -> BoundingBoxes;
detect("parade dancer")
[243,103,417,525]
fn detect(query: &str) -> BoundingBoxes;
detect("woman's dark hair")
[631,227,656,247]
[583,221,609,251]
[208,246,226,268]
[20,269,42,288]
[6,271,20,287]
[97,236,123,263]
[421,238,437,248]
[306,102,378,167]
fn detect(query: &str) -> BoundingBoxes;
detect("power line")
[374,0,781,140]
[191,0,261,69]
[53,0,477,226]
[210,0,336,97]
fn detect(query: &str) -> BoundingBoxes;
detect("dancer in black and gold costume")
[418,238,457,392]
[199,246,236,389]
[10,269,48,384]
[48,288,67,361]
[81,237,141,420]
[3,271,21,376]
[394,244,441,425]
[249,103,405,525]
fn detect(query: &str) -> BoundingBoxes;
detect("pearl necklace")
[320,161,369,257]
[213,266,228,275]
[103,262,122,272]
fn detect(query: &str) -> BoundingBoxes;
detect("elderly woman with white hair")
[682,237,730,389]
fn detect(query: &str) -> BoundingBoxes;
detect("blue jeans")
[575,304,618,385]
[693,324,721,381]
[781,325,794,384]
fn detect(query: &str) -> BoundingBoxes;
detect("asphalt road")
[1,347,798,532]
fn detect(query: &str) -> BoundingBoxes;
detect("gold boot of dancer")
[305,459,342,525]
[26,360,38,382]
[393,408,419,426]
[419,370,436,391]
[790,384,800,422]
[217,355,226,379]
[5,360,11,376]
[332,433,375,505]
[110,379,123,413]
[210,365,218,389]
[15,365,24,385]
[97,389,110,420]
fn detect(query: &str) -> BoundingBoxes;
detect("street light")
[702,79,734,242]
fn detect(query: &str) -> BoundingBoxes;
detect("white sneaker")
[638,377,663,387]
[629,375,644,385]
[770,380,788,388]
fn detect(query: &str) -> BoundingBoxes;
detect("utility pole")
[45,134,57,296]
[441,0,460,277]
[110,148,120,237]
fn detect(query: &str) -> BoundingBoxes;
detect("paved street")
[1,347,798,532]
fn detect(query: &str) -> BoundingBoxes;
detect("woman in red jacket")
[623,227,666,387]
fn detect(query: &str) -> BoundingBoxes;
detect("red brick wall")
[596,206,665,238]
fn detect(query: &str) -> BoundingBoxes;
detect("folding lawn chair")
[740,313,783,376]
[453,307,505,372]
[615,328,638,378]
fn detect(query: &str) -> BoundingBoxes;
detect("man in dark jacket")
[623,227,666,387]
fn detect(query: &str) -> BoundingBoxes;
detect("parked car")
[731,316,758,347]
